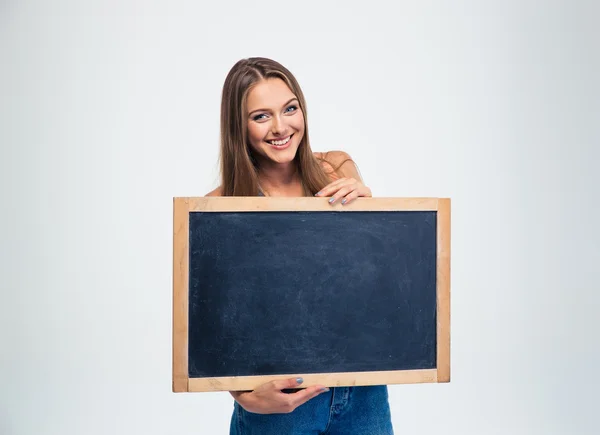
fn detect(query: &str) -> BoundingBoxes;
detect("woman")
[206,57,394,435]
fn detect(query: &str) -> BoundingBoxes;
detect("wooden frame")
[173,197,450,392]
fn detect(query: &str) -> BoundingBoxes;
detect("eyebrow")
[248,98,299,116]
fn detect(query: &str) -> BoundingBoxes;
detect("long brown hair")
[219,57,339,196]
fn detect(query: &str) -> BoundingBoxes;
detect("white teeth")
[268,135,291,146]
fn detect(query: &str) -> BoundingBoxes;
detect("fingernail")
[329,198,335,204]
[341,199,346,205]
[320,387,330,392]
[296,377,304,384]
[315,191,321,196]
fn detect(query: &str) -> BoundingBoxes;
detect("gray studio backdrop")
[1,1,598,434]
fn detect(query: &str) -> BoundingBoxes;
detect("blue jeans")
[229,385,394,435]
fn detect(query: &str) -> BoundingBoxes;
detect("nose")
[271,115,287,136]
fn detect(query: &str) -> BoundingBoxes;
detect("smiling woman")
[206,57,372,202]
[204,57,389,434]
[246,79,305,166]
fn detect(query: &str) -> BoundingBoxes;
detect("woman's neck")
[256,159,304,196]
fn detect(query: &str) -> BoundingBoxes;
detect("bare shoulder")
[313,150,362,181]
[205,186,223,197]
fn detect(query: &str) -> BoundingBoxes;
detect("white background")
[1,1,599,434]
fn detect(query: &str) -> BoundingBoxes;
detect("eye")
[285,105,298,113]
[253,113,268,121]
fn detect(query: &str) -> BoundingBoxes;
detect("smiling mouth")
[266,134,292,146]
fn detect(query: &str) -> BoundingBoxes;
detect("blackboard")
[173,197,450,392]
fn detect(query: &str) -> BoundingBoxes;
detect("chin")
[265,146,298,164]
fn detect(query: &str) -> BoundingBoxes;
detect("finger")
[341,186,371,205]
[315,179,347,197]
[229,390,257,412]
[329,184,359,204]
[341,190,359,205]
[271,377,305,391]
[230,391,243,400]
[315,178,354,197]
[287,385,330,409]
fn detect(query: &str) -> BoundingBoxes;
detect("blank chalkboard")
[172,197,450,392]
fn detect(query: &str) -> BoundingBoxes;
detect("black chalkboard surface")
[173,197,450,392]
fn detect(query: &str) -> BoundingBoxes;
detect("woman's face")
[245,77,305,165]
